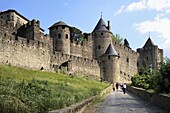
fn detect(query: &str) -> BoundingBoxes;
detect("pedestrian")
[112,83,115,91]
[122,83,126,94]
[115,82,119,91]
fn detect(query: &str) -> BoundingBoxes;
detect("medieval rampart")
[0,20,99,78]
[113,41,139,83]
[51,51,100,79]
[0,32,51,70]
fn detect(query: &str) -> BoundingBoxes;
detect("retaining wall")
[49,85,112,113]
[127,85,170,111]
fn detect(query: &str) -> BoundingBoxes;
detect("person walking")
[122,83,126,94]
[112,83,115,91]
[115,82,119,91]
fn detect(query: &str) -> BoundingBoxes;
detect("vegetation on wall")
[70,27,83,43]
[112,34,123,44]
[0,64,109,113]
[112,34,131,49]
[131,58,170,94]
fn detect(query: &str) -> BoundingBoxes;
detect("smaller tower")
[100,43,120,83]
[49,21,70,54]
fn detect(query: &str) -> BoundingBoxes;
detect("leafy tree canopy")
[112,34,123,44]
[70,27,83,42]
[131,58,170,94]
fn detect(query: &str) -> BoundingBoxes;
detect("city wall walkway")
[94,90,169,113]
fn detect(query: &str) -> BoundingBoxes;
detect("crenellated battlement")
[113,41,139,56]
[0,32,50,51]
[51,51,98,66]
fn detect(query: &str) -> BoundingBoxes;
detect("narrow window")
[126,57,129,63]
[108,56,110,59]
[38,41,40,46]
[62,26,65,29]
[101,33,103,35]
[58,34,61,38]
[146,56,148,60]
[66,34,68,39]
[98,45,101,49]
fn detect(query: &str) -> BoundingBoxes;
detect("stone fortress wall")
[0,17,100,78]
[0,9,163,83]
[112,41,139,82]
[0,18,51,70]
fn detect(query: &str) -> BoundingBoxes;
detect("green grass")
[0,64,109,113]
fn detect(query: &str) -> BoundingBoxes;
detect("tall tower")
[92,17,113,60]
[137,37,163,71]
[100,44,120,83]
[49,21,70,54]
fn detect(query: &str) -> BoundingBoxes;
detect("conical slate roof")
[105,43,118,56]
[49,21,70,29]
[143,37,154,47]
[93,18,108,32]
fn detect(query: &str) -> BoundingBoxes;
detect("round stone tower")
[100,43,120,84]
[49,21,70,54]
[92,17,113,60]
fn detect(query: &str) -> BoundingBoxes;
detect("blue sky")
[1,0,170,58]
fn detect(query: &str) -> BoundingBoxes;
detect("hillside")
[0,65,109,113]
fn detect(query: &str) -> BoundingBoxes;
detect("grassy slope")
[0,65,109,113]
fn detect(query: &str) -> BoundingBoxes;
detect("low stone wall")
[49,85,112,113]
[127,85,170,111]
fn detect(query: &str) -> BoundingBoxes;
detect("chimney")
[107,20,111,31]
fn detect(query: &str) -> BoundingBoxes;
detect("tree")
[112,34,123,44]
[70,27,83,42]
[131,58,170,94]
[154,58,170,93]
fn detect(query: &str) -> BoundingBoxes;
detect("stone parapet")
[49,85,112,113]
[127,85,170,112]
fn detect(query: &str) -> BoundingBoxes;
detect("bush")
[131,58,170,94]
[154,58,170,93]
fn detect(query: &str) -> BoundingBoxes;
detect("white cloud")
[135,14,170,39]
[134,15,170,57]
[147,0,170,11]
[114,0,170,57]
[114,5,125,16]
[115,0,170,14]
[126,0,147,12]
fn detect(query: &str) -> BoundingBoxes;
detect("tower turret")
[100,43,120,83]
[92,17,113,60]
[49,21,70,54]
[137,37,163,71]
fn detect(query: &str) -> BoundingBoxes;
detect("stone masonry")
[0,9,163,83]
